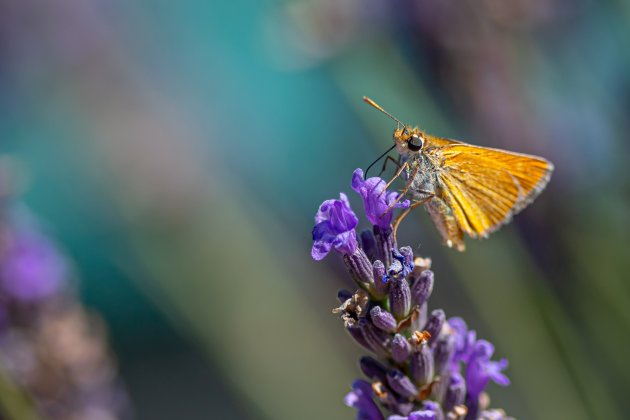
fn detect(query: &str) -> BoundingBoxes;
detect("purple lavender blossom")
[351,168,409,229]
[448,317,477,367]
[0,195,131,419]
[1,229,66,302]
[345,380,385,420]
[312,193,359,260]
[388,410,437,420]
[465,340,510,400]
[388,401,443,420]
[313,169,511,419]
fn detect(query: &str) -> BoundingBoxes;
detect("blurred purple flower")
[466,340,510,399]
[0,196,132,419]
[311,193,358,260]
[388,411,436,420]
[448,317,477,367]
[388,401,443,420]
[345,379,384,420]
[351,168,409,229]
[1,230,66,302]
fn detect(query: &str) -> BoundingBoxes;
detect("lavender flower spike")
[314,169,513,420]
[312,193,358,260]
[351,168,410,229]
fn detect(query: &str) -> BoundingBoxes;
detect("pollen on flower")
[371,381,388,399]
[412,330,432,346]
[454,404,468,416]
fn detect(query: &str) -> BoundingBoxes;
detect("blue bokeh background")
[2,1,629,419]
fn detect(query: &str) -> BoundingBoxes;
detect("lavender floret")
[391,334,411,363]
[387,369,419,399]
[423,310,445,347]
[372,260,389,298]
[360,356,389,383]
[389,277,412,320]
[433,333,456,375]
[351,168,409,229]
[311,193,358,260]
[371,306,398,333]
[443,373,466,412]
[344,248,376,286]
[411,270,434,307]
[410,344,434,387]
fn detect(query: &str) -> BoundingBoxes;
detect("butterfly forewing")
[425,138,553,241]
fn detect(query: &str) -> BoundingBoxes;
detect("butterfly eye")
[408,134,424,151]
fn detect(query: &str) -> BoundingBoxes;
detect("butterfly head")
[393,126,425,155]
[361,97,425,155]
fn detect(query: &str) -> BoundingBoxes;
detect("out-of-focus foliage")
[0,0,628,419]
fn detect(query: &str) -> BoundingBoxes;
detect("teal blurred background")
[1,0,629,419]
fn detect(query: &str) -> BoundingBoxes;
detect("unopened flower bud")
[343,248,374,286]
[424,309,445,346]
[370,306,397,333]
[374,225,394,268]
[345,322,373,353]
[372,260,389,298]
[422,400,445,420]
[358,318,390,357]
[443,372,466,412]
[433,333,455,374]
[337,289,353,303]
[389,277,411,320]
[411,303,428,332]
[410,344,434,387]
[391,334,411,363]
[386,369,418,399]
[411,270,434,307]
[359,356,388,383]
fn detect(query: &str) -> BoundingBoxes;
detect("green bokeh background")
[2,1,629,419]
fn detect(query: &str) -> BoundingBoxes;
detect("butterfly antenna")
[363,97,403,126]
[365,144,396,178]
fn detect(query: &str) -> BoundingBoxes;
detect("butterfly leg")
[391,196,433,243]
[380,161,409,196]
[383,165,420,214]
[378,155,402,178]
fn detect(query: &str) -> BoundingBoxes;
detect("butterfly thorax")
[400,153,439,202]
[393,126,441,201]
